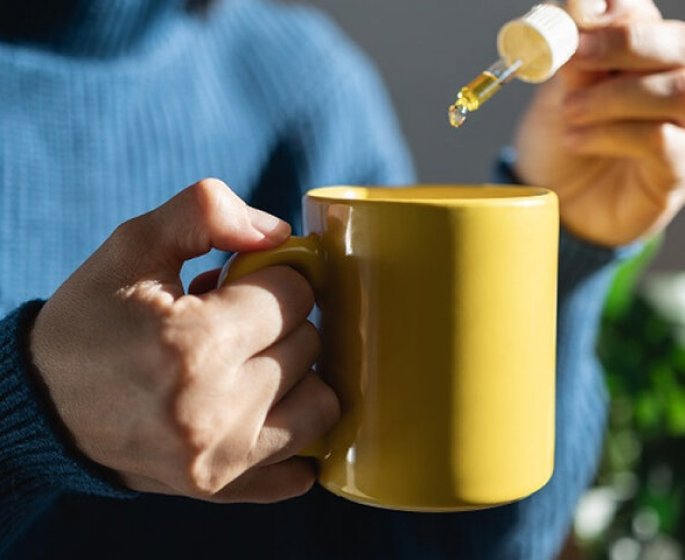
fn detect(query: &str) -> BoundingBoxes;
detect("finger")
[127,456,317,504]
[170,371,331,500]
[563,70,685,125]
[117,178,291,275]
[244,321,321,407]
[203,265,315,359]
[249,372,340,467]
[211,457,316,504]
[573,21,685,71]
[188,268,222,295]
[566,0,609,28]
[564,121,685,163]
[606,0,660,18]
[567,0,660,28]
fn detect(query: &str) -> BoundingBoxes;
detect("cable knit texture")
[1,1,634,558]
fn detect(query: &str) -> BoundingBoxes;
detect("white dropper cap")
[497,3,579,83]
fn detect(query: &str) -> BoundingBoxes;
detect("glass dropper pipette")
[448,3,579,129]
[448,58,523,128]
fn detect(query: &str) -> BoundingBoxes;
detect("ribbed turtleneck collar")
[0,0,191,58]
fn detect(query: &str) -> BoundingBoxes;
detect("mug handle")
[218,234,324,293]
[217,234,328,459]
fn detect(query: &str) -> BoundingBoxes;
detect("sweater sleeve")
[0,301,135,554]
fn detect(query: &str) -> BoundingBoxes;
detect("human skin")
[516,0,685,247]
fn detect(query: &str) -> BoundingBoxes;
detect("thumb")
[566,0,659,27]
[123,178,291,273]
[566,0,609,28]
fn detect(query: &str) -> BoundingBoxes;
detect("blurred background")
[303,1,685,558]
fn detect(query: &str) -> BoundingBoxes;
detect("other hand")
[514,0,685,246]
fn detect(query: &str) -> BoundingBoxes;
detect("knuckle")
[184,455,227,497]
[174,293,204,312]
[188,178,242,236]
[168,295,206,326]
[179,429,260,498]
[173,406,216,455]
[191,178,228,212]
[616,23,645,58]
[157,307,214,384]
[160,330,203,385]
[171,407,247,498]
[161,350,217,442]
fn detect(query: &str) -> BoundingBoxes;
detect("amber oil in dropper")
[448,59,522,128]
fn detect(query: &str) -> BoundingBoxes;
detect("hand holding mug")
[515,0,685,246]
[30,179,340,503]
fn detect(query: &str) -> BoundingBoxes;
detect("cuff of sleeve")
[557,228,645,297]
[558,227,643,273]
[0,301,137,501]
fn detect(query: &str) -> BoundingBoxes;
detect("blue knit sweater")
[0,1,636,558]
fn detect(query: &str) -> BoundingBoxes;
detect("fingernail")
[576,32,602,57]
[590,0,608,16]
[247,207,291,241]
[578,0,608,23]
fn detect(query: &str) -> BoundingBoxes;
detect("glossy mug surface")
[220,185,559,511]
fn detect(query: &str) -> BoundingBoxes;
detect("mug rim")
[306,185,556,206]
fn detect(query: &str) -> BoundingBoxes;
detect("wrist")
[1,301,136,499]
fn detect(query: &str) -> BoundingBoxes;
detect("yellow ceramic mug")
[219,185,558,511]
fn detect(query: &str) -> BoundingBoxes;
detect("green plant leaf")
[604,235,664,322]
